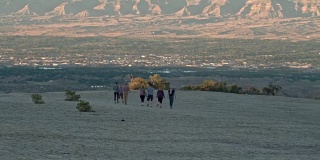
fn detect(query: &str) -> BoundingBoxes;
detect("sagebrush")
[31,94,45,104]
[65,90,81,101]
[76,100,93,112]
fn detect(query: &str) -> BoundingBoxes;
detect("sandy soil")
[0,90,320,160]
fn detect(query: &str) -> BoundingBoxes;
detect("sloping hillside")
[0,90,319,159]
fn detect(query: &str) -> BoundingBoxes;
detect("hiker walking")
[123,83,130,105]
[118,85,124,103]
[168,87,176,109]
[146,84,154,107]
[156,88,165,108]
[113,82,120,104]
[139,86,146,106]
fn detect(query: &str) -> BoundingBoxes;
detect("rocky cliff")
[0,0,319,40]
[296,0,320,16]
[1,0,319,18]
[237,0,285,18]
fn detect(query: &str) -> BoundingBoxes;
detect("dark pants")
[140,95,145,102]
[114,92,119,102]
[147,95,153,101]
[158,97,163,103]
[119,93,123,100]
[169,96,174,109]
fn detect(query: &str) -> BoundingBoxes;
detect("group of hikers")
[113,82,176,109]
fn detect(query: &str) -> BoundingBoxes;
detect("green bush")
[31,94,45,104]
[182,80,228,92]
[200,80,217,91]
[182,85,194,90]
[244,87,261,95]
[227,84,242,94]
[262,84,282,96]
[76,100,93,112]
[65,90,81,101]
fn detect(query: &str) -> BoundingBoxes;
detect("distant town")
[0,36,319,70]
[0,51,317,70]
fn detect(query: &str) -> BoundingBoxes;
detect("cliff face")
[0,0,319,19]
[74,10,90,19]
[133,0,162,15]
[1,0,319,40]
[14,4,31,15]
[45,2,68,15]
[202,0,228,17]
[295,0,320,16]
[237,0,285,18]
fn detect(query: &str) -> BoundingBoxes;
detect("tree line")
[181,80,282,96]
[129,74,282,96]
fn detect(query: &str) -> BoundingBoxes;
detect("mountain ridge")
[1,0,319,18]
[0,0,319,40]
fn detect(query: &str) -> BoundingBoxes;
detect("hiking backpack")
[140,89,145,95]
[157,90,164,97]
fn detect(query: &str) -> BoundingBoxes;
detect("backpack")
[140,89,145,95]
[113,85,119,92]
[157,90,164,97]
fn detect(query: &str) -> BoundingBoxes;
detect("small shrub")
[129,77,149,90]
[31,94,45,104]
[227,84,242,94]
[262,84,282,96]
[76,100,93,112]
[244,87,261,95]
[65,90,81,101]
[149,74,170,90]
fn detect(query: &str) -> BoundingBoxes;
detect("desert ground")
[0,90,319,160]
